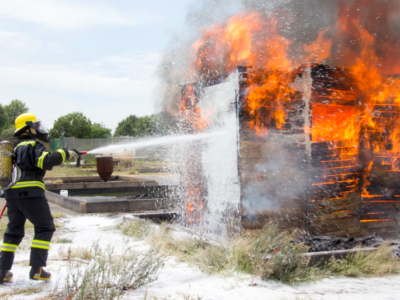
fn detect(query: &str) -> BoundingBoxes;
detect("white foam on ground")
[0,214,400,299]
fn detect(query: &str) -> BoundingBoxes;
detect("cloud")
[0,29,42,53]
[0,62,157,98]
[0,0,133,29]
[0,51,163,130]
[99,52,163,79]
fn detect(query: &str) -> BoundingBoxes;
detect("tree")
[4,100,29,124]
[133,115,157,137]
[114,115,137,137]
[0,125,16,140]
[0,104,9,131]
[153,112,180,135]
[91,122,112,138]
[50,112,92,138]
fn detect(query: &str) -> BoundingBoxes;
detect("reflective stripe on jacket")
[11,134,70,191]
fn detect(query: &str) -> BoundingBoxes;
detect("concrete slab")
[45,175,161,196]
[0,195,78,216]
[45,191,175,214]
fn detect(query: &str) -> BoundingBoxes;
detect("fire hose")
[0,203,6,221]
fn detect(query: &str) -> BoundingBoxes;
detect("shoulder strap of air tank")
[0,144,17,195]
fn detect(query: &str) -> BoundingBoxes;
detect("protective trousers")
[0,196,55,270]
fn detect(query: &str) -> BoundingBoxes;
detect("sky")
[0,0,193,132]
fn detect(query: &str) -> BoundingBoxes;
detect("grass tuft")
[117,218,152,240]
[0,284,45,298]
[58,245,94,260]
[52,212,66,219]
[52,237,73,244]
[118,221,400,284]
[60,241,164,300]
[325,242,400,277]
[45,166,91,177]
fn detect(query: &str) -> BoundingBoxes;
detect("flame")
[183,4,400,229]
[302,28,332,65]
[360,219,393,223]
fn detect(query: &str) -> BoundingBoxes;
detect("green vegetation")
[3,99,29,124]
[50,112,93,138]
[52,211,66,219]
[0,104,9,132]
[91,122,112,138]
[114,114,137,136]
[0,99,29,139]
[134,115,157,137]
[119,220,400,284]
[45,166,93,177]
[58,242,164,300]
[114,113,165,137]
[0,125,16,140]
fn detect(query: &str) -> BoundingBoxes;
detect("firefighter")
[0,113,79,283]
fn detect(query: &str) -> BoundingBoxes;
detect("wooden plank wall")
[239,65,400,237]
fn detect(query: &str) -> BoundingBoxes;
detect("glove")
[68,150,79,160]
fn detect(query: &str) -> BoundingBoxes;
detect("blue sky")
[0,0,194,132]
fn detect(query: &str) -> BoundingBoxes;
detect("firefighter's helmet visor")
[34,120,49,135]
[31,120,50,142]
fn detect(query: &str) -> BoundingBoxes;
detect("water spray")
[87,131,228,155]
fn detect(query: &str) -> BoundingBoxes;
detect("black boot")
[0,270,13,284]
[29,267,51,281]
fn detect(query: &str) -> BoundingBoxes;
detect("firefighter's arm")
[35,144,70,170]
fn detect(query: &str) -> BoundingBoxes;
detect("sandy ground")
[0,211,399,300]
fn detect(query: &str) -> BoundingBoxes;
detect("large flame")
[182,4,400,226]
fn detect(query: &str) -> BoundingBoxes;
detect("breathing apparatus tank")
[0,141,13,194]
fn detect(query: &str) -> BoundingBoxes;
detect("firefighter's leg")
[0,200,26,283]
[21,196,55,280]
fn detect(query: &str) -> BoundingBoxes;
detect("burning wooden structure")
[178,65,400,238]
[171,3,400,238]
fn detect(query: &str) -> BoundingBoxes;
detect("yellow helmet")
[15,113,38,134]
[14,113,50,142]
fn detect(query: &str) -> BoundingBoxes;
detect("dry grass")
[119,221,400,284]
[142,292,203,300]
[117,218,152,240]
[51,212,66,219]
[0,211,62,237]
[52,236,73,244]
[58,241,164,300]
[45,166,91,178]
[0,216,34,237]
[0,284,45,298]
[58,245,94,260]
[325,243,400,277]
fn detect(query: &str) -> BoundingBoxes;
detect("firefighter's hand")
[68,150,79,160]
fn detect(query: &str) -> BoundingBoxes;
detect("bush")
[62,242,164,300]
[118,218,152,240]
[325,243,400,277]
[119,222,400,284]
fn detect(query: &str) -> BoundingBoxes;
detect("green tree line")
[0,99,29,140]
[1,99,177,140]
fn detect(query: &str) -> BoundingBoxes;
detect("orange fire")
[182,3,400,227]
[360,219,394,223]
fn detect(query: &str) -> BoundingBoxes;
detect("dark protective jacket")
[5,134,70,199]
